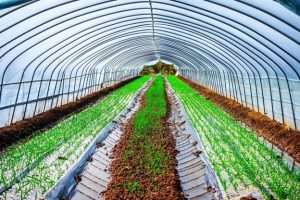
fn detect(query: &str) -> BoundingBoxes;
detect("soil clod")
[74,175,81,183]
[240,195,257,200]
[96,142,105,148]
[192,150,202,157]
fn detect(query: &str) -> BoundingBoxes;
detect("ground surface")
[169,76,299,199]
[1,75,299,200]
[179,76,300,163]
[103,76,185,199]
[0,76,149,200]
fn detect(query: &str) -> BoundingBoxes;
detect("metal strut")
[149,0,159,60]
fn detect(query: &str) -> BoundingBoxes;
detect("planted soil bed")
[0,77,138,151]
[169,76,299,199]
[179,75,300,163]
[0,76,151,199]
[103,76,185,199]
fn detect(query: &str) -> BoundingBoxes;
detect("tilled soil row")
[103,77,185,199]
[0,77,138,151]
[179,76,300,163]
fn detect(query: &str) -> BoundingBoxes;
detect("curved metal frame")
[0,0,299,130]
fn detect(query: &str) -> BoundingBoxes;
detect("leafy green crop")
[117,76,170,195]
[167,75,300,200]
[0,75,150,199]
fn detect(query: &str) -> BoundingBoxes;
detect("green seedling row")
[131,75,169,177]
[115,76,170,196]
[167,75,300,200]
[0,75,150,199]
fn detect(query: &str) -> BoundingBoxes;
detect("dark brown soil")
[179,76,300,163]
[0,77,138,151]
[102,80,185,199]
[240,195,257,200]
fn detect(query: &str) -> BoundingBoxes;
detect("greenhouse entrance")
[1,0,300,200]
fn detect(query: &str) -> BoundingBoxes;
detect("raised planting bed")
[167,75,300,200]
[179,75,300,165]
[103,76,185,199]
[46,76,153,200]
[0,76,150,200]
[0,76,139,151]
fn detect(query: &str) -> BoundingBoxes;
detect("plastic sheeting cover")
[0,0,300,130]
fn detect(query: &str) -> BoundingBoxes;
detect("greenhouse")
[0,0,300,199]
